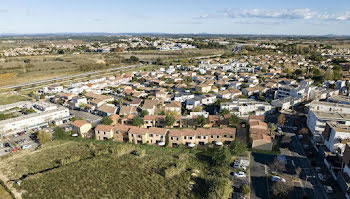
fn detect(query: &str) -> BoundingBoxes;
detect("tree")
[212,147,232,166]
[207,176,233,199]
[241,184,251,196]
[192,106,203,112]
[129,56,139,62]
[269,158,286,173]
[140,110,149,117]
[132,116,144,127]
[35,131,52,144]
[269,123,276,132]
[230,140,247,156]
[219,108,230,116]
[280,135,291,148]
[101,116,113,125]
[277,114,286,127]
[195,115,207,127]
[228,114,240,127]
[271,180,293,199]
[298,128,309,136]
[0,113,9,120]
[165,115,175,127]
[324,68,334,80]
[115,98,123,107]
[53,127,69,139]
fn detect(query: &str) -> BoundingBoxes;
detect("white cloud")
[227,8,316,19]
[203,8,350,21]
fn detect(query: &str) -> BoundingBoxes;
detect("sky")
[1,0,350,35]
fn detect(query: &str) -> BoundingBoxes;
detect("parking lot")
[70,110,102,124]
[0,131,39,156]
[230,157,250,199]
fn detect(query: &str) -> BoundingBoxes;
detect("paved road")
[286,133,329,199]
[0,64,140,90]
[70,110,102,124]
[250,153,275,199]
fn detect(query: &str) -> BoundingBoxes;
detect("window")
[211,135,214,138]
[171,137,173,140]
[184,136,186,139]
[197,136,201,139]
[149,134,153,137]
[176,137,179,141]
[104,132,106,135]
[189,136,192,139]
[230,135,233,138]
[138,135,141,138]
[217,136,219,138]
[224,135,227,138]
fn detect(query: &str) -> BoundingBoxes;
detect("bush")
[241,184,251,196]
[58,155,82,166]
[230,141,247,156]
[101,116,113,125]
[36,131,52,144]
[53,127,69,139]
[134,149,146,157]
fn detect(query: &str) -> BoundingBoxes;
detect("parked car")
[234,172,246,178]
[318,173,326,181]
[21,145,32,149]
[324,185,333,193]
[233,161,240,169]
[271,176,286,182]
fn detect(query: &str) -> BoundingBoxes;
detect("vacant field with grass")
[0,185,12,199]
[0,49,225,87]
[0,93,28,105]
[0,139,233,199]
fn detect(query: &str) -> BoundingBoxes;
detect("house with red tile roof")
[71,120,92,138]
[128,126,148,144]
[248,115,273,151]
[95,124,114,140]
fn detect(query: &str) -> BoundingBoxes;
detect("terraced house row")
[93,124,236,147]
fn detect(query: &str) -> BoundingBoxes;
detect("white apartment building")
[0,102,70,135]
[323,122,350,155]
[274,84,309,100]
[307,101,350,142]
[220,99,272,117]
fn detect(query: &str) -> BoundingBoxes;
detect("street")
[249,131,340,199]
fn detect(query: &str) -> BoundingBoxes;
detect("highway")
[0,64,140,90]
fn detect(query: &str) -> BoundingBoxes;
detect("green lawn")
[0,94,28,105]
[0,140,232,199]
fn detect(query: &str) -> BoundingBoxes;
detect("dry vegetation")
[0,48,225,87]
[0,93,28,105]
[0,139,233,199]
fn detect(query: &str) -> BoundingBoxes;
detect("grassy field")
[0,139,232,199]
[0,186,12,199]
[0,93,28,105]
[0,49,225,87]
